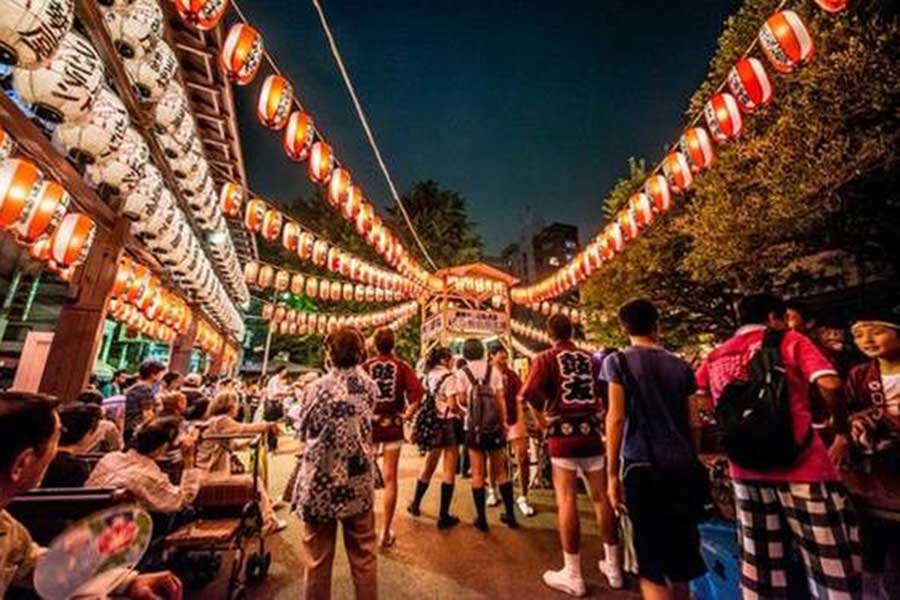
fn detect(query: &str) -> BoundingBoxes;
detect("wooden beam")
[168,314,197,374]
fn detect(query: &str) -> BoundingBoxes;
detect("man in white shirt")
[456,338,518,531]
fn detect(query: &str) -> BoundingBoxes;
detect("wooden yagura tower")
[420,262,519,357]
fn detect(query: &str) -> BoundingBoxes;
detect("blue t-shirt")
[600,346,696,468]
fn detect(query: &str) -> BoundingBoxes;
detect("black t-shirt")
[41,451,91,488]
[124,383,154,441]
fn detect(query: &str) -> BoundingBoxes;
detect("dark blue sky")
[235,0,742,254]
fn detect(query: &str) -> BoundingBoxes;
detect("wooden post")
[39,219,129,402]
[168,317,197,375]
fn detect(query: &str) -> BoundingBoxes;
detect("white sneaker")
[542,568,586,597]
[598,557,623,589]
[516,495,536,517]
[486,488,500,507]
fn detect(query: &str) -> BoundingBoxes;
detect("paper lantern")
[85,127,148,196]
[0,158,42,229]
[273,305,286,323]
[355,203,374,236]
[261,208,282,242]
[154,81,189,134]
[48,213,95,268]
[338,250,351,278]
[244,198,266,232]
[297,232,314,260]
[102,0,163,60]
[339,186,362,221]
[157,113,197,160]
[619,210,638,240]
[628,192,654,227]
[643,175,671,212]
[366,217,382,246]
[219,181,244,217]
[221,23,263,85]
[121,163,162,221]
[703,93,743,143]
[0,0,74,68]
[677,128,713,175]
[726,58,772,115]
[0,127,14,162]
[282,221,300,252]
[814,0,846,12]
[257,75,293,130]
[305,277,319,298]
[126,263,150,303]
[365,285,375,303]
[274,269,290,292]
[13,31,103,123]
[112,257,133,298]
[328,168,351,209]
[312,240,328,267]
[308,141,334,184]
[257,264,274,289]
[326,247,342,273]
[759,10,814,74]
[328,281,341,301]
[51,88,128,165]
[174,0,229,31]
[15,179,69,243]
[354,284,365,302]
[290,273,304,295]
[123,39,177,102]
[342,283,354,301]
[283,111,314,161]
[661,151,693,194]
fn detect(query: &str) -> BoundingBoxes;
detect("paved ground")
[194,436,640,599]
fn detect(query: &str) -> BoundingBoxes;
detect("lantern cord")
[309,0,439,272]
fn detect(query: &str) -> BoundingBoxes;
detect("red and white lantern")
[297,232,314,260]
[643,175,671,212]
[244,198,266,232]
[678,127,714,173]
[758,10,814,74]
[727,57,772,113]
[15,179,70,243]
[0,127,14,162]
[257,75,293,130]
[174,0,229,31]
[312,240,329,267]
[257,264,274,288]
[220,23,263,85]
[0,158,42,229]
[290,273,305,295]
[329,281,341,301]
[704,93,743,143]
[328,168,351,209]
[274,269,290,292]
[661,151,693,194]
[243,261,259,285]
[628,192,654,227]
[813,0,847,12]
[219,181,244,217]
[305,277,319,299]
[343,185,363,220]
[308,141,334,184]
[261,208,282,242]
[282,221,300,252]
[327,247,341,273]
[48,213,96,268]
[283,111,314,162]
[355,203,374,236]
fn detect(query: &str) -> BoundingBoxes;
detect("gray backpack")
[462,365,502,445]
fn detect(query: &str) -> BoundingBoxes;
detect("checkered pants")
[733,481,863,599]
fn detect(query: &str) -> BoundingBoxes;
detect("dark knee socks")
[499,481,516,519]
[472,487,487,525]
[411,479,429,511]
[439,482,455,518]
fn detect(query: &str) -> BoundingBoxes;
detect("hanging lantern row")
[196,318,226,357]
[220,343,240,371]
[446,275,507,296]
[0,155,97,280]
[111,255,193,335]
[108,298,178,343]
[526,301,582,323]
[511,337,536,359]
[167,6,433,289]
[230,192,422,295]
[510,319,595,354]
[243,260,410,303]
[262,300,419,337]
[510,8,823,305]
[1,9,247,332]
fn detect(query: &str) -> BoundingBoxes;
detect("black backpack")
[462,365,502,446]
[412,373,451,452]
[714,329,812,471]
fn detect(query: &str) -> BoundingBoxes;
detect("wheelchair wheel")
[245,551,268,583]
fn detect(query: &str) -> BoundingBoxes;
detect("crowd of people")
[0,290,896,599]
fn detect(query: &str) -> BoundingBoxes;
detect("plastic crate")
[690,520,740,600]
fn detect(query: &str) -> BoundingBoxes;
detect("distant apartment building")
[532,223,579,279]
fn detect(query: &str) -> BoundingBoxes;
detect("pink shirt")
[695,325,839,483]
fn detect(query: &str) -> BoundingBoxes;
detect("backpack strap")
[461,366,478,386]
[482,364,493,387]
[762,328,815,451]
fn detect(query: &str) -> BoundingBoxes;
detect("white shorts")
[550,455,606,473]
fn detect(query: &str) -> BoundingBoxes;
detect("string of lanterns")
[0,149,97,280]
[262,300,419,337]
[511,318,595,354]
[225,184,422,295]
[243,259,414,303]
[521,300,582,324]
[168,0,436,290]
[510,4,842,305]
[511,336,536,360]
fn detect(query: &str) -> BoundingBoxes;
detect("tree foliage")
[582,0,899,349]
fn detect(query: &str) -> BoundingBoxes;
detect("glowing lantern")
[282,221,300,252]
[308,141,334,184]
[727,57,772,113]
[102,0,162,60]
[312,240,329,267]
[342,283,354,301]
[0,158,42,228]
[327,247,341,273]
[290,273,304,295]
[219,181,244,217]
[678,135,712,181]
[339,251,351,278]
[273,305,286,323]
[274,269,290,292]
[174,0,229,31]
[375,227,389,255]
[257,264,274,289]
[13,32,104,123]
[15,179,69,243]
[154,81,188,134]
[126,263,150,303]
[123,39,177,101]
[0,0,75,68]
[354,284,365,302]
[375,287,385,303]
[244,198,266,232]
[48,213,95,268]
[366,217,382,246]
[619,210,638,240]
[261,303,274,320]
[85,127,148,196]
[704,93,743,143]
[643,175,671,213]
[51,88,128,165]
[328,168,351,209]
[0,127,14,162]
[759,10,814,73]
[305,277,319,298]
[365,285,375,303]
[814,0,846,12]
[257,75,293,130]
[261,208,282,241]
[220,23,263,85]
[661,151,693,194]
[327,281,340,301]
[283,111,314,161]
[628,192,654,227]
[112,257,133,298]
[297,232,314,260]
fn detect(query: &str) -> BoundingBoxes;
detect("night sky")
[234,0,743,254]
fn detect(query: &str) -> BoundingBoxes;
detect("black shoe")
[436,515,460,529]
[499,512,519,529]
[473,517,489,532]
[406,503,420,517]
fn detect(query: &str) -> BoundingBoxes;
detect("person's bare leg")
[408,448,441,516]
[541,465,585,596]
[437,446,460,528]
[513,437,530,497]
[583,467,622,588]
[379,445,401,545]
[639,578,674,600]
[441,446,459,484]
[470,449,489,530]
